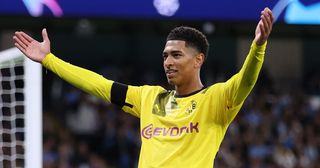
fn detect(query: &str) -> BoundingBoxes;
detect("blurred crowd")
[42,68,320,168]
[215,70,320,168]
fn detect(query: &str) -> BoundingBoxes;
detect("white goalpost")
[0,47,42,168]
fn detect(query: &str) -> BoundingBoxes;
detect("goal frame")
[0,47,42,168]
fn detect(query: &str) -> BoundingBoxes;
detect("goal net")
[0,47,42,168]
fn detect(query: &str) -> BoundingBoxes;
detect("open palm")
[13,28,51,63]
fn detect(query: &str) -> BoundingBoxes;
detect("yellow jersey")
[42,41,266,168]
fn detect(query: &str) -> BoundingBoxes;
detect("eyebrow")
[163,50,183,55]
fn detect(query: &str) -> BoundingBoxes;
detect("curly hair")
[166,26,209,59]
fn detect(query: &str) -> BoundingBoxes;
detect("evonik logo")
[141,122,199,139]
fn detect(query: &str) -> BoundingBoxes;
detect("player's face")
[163,40,199,86]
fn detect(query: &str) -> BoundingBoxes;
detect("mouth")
[165,69,178,79]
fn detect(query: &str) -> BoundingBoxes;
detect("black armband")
[111,82,132,108]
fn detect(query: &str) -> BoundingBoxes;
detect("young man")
[13,8,273,168]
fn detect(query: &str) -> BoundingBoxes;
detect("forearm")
[42,53,113,101]
[233,41,266,105]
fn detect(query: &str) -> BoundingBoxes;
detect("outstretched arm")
[13,29,144,117]
[226,8,273,108]
[13,29,113,102]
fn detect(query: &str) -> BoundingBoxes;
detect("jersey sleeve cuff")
[252,40,267,52]
[41,53,55,68]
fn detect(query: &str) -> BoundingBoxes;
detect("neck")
[175,78,204,96]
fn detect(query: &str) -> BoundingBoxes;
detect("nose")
[164,56,174,68]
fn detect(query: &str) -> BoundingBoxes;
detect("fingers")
[15,31,34,46]
[259,8,273,37]
[13,35,27,51]
[14,42,27,54]
[20,31,35,43]
[14,32,30,47]
[42,28,50,42]
[265,8,273,25]
[261,8,273,24]
[13,31,36,56]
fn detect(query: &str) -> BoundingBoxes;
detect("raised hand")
[13,28,51,63]
[254,8,273,46]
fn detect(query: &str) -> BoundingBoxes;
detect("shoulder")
[203,82,226,94]
[128,84,167,95]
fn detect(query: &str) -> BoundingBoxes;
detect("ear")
[194,53,205,68]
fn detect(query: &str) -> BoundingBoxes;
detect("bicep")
[204,78,242,126]
[120,85,142,118]
[224,68,255,108]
